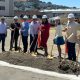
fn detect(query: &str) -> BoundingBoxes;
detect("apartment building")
[0,0,14,16]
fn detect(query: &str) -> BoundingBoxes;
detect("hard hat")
[54,16,60,20]
[42,15,48,19]
[68,13,75,18]
[14,16,18,19]
[23,15,28,19]
[32,15,37,19]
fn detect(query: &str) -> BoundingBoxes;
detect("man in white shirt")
[0,17,7,52]
[29,15,40,54]
[64,13,80,61]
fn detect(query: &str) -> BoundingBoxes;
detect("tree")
[14,1,23,11]
[47,2,52,5]
[72,7,76,9]
[32,2,39,10]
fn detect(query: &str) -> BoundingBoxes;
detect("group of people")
[0,13,80,61]
[0,15,50,57]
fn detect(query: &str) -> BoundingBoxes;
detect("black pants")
[30,34,38,52]
[22,35,28,52]
[0,34,6,51]
[10,32,19,51]
[67,41,76,61]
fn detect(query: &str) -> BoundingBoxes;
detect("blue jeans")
[67,41,76,61]
[0,34,6,51]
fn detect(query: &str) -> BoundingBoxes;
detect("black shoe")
[15,49,18,51]
[44,53,48,57]
[2,49,6,52]
[9,48,12,51]
[23,50,27,53]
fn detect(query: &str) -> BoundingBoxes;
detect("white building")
[0,0,14,16]
[40,9,80,18]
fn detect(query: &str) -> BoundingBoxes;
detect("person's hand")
[62,28,67,32]
[17,27,20,29]
[11,29,15,31]
[42,29,45,31]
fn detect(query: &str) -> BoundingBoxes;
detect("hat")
[14,16,18,19]
[68,13,75,18]
[32,15,37,19]
[54,16,60,20]
[23,15,28,19]
[42,15,47,19]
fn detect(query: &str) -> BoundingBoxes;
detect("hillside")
[14,0,76,11]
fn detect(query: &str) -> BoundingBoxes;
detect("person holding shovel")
[38,15,50,57]
[63,13,80,61]
[10,16,21,51]
[0,17,7,52]
[20,15,29,53]
[29,15,40,56]
[53,16,65,60]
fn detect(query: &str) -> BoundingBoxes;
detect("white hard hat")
[54,16,60,20]
[68,13,75,18]
[32,15,37,19]
[14,16,18,19]
[42,15,47,19]
[23,15,28,19]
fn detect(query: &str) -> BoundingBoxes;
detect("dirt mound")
[0,51,80,76]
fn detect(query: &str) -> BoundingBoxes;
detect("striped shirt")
[29,21,40,37]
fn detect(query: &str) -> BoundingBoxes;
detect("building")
[0,0,14,16]
[40,9,80,18]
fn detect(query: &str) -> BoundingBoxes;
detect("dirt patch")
[0,51,80,76]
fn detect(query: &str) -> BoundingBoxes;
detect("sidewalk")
[0,62,70,80]
[0,61,80,80]
[0,66,67,80]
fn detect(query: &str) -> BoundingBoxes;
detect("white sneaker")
[47,55,53,60]
[31,52,37,57]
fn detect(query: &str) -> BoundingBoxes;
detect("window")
[0,6,5,10]
[0,0,5,1]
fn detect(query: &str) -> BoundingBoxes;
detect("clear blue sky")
[40,0,80,8]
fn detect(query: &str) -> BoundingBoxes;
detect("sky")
[40,0,80,8]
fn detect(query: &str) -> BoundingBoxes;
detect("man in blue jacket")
[20,15,29,53]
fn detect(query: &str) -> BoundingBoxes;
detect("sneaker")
[47,55,53,60]
[24,51,27,53]
[31,52,37,57]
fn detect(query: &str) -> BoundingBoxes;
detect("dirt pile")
[0,51,80,76]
